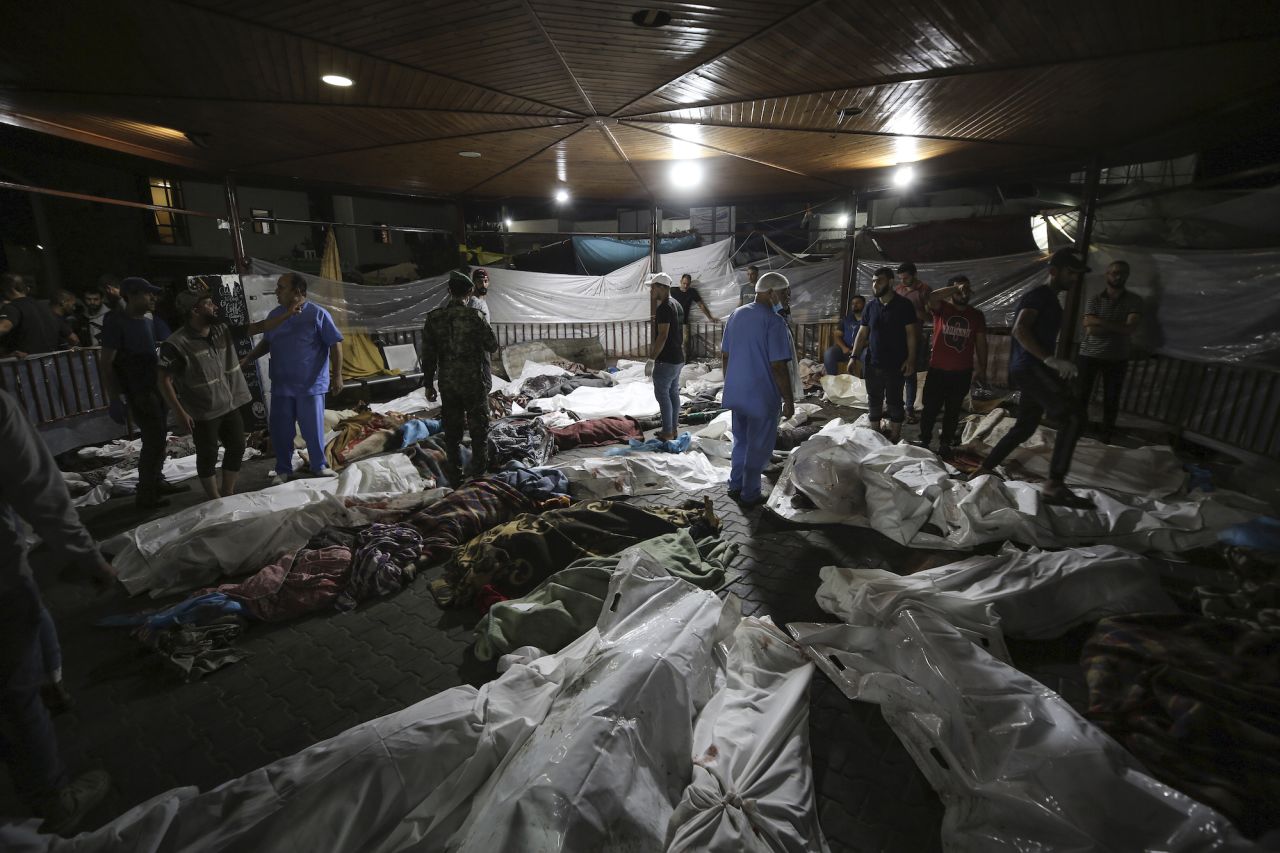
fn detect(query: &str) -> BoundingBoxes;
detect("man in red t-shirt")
[918,275,987,453]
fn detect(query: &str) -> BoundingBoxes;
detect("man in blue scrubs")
[720,271,795,506]
[242,273,344,484]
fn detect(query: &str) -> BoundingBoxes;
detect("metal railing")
[981,328,1279,459]
[0,348,109,424]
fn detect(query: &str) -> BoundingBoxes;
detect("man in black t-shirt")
[671,273,717,359]
[0,274,64,357]
[649,273,686,440]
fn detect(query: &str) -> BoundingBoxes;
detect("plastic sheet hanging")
[247,237,738,331]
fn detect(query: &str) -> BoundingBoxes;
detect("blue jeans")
[652,361,683,436]
[270,393,327,475]
[823,345,850,377]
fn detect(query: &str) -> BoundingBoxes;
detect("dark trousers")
[980,364,1083,481]
[441,390,490,475]
[1077,355,1127,438]
[193,409,247,479]
[919,367,972,447]
[129,388,168,499]
[865,365,906,424]
[0,576,66,803]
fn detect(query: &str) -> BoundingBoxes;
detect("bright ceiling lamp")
[670,160,703,188]
[893,164,915,187]
[554,187,570,203]
[836,214,850,229]
[322,74,354,87]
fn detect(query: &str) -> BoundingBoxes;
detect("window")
[251,207,275,235]
[373,223,392,244]
[147,177,189,245]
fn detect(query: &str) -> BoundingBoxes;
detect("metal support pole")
[223,177,247,274]
[649,203,662,272]
[838,190,858,317]
[1057,156,1101,359]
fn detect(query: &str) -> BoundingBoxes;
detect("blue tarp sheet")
[573,235,699,275]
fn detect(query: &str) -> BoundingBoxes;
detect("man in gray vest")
[158,290,298,500]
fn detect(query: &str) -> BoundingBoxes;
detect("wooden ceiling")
[2,0,1279,202]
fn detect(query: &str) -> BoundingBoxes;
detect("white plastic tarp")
[767,419,1256,552]
[4,556,826,852]
[248,238,738,330]
[960,409,1187,499]
[553,453,725,499]
[813,544,1178,662]
[743,256,844,323]
[857,244,1280,365]
[788,617,1255,853]
[106,455,431,597]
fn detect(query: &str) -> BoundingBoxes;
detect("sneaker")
[268,472,290,487]
[727,488,742,500]
[37,770,110,836]
[41,681,73,716]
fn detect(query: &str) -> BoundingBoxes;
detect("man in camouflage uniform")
[422,271,499,477]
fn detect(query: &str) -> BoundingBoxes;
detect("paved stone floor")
[6,429,1011,851]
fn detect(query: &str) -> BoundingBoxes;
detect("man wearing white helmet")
[720,271,795,506]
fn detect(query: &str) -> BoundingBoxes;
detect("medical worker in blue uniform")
[720,271,795,506]
[242,272,344,484]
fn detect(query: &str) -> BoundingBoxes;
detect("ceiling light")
[670,161,703,189]
[322,74,354,87]
[554,188,570,203]
[836,214,849,229]
[458,151,482,158]
[631,9,672,27]
[893,165,915,187]
[36,244,44,250]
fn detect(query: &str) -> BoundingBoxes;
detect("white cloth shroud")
[813,543,1179,663]
[1,553,828,852]
[767,418,1257,552]
[554,453,725,498]
[961,408,1187,499]
[107,454,432,597]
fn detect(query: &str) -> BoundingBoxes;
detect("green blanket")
[473,531,739,662]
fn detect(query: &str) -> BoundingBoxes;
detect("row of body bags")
[4,551,829,852]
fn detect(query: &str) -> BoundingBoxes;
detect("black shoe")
[156,479,190,495]
[41,681,73,715]
[727,488,741,500]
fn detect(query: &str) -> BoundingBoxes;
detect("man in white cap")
[648,273,684,441]
[720,271,795,506]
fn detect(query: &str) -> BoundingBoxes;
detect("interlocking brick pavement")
[5,439,959,851]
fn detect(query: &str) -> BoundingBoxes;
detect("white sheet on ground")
[4,555,825,853]
[961,409,1187,499]
[107,455,431,597]
[789,615,1254,852]
[68,447,264,508]
[369,387,442,417]
[819,374,869,407]
[531,380,679,419]
[767,419,1255,552]
[554,453,724,498]
[814,544,1178,663]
